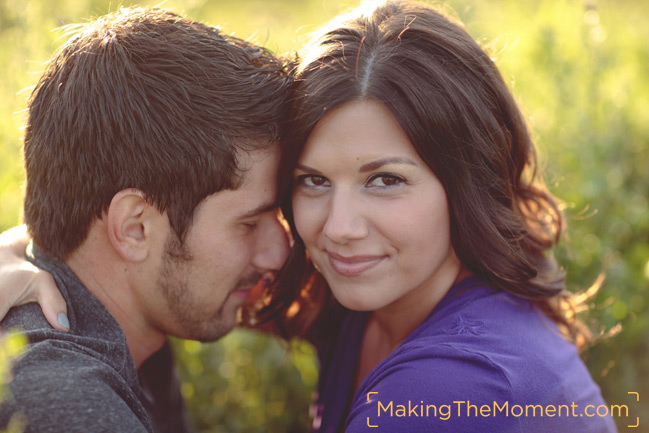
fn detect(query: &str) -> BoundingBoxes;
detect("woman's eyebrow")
[359,157,417,172]
[295,163,324,175]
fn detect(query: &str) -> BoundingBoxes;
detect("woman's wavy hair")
[256,0,588,347]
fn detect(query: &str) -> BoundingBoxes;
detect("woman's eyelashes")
[295,172,408,192]
[296,174,330,189]
[365,173,406,189]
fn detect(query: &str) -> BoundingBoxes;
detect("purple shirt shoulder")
[312,277,617,433]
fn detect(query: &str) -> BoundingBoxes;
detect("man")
[0,6,290,432]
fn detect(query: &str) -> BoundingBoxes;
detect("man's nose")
[252,211,290,272]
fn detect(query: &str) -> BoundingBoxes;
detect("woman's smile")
[326,251,387,277]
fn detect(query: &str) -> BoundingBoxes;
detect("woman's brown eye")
[297,174,329,188]
[367,174,405,188]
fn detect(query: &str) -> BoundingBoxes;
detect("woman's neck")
[354,265,473,391]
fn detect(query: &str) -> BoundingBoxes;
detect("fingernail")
[58,313,70,330]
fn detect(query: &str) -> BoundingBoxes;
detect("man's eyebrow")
[239,201,278,219]
[359,157,417,172]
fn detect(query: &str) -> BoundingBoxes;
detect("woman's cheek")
[292,195,316,243]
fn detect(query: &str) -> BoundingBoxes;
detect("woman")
[259,1,616,431]
[0,1,616,431]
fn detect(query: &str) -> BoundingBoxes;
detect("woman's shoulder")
[396,279,592,393]
[344,279,616,432]
[347,339,615,432]
[411,277,569,355]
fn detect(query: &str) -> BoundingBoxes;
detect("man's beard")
[157,235,260,342]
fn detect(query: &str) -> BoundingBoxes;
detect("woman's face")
[292,98,463,314]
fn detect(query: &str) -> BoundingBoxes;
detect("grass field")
[1,0,648,431]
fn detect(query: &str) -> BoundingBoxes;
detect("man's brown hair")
[23,7,290,259]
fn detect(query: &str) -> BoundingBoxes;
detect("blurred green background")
[1,0,648,431]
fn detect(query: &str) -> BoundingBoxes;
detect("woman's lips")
[326,251,386,277]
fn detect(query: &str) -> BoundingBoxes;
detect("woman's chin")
[330,290,380,312]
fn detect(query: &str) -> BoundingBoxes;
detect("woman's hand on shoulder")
[0,225,69,331]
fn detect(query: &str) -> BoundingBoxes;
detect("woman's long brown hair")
[254,0,590,348]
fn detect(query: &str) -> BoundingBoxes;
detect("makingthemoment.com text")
[367,392,627,421]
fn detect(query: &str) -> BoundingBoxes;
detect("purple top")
[312,277,617,432]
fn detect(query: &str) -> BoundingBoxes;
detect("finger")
[34,272,69,332]
[0,263,39,313]
[0,303,12,329]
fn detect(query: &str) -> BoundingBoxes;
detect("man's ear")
[106,189,162,262]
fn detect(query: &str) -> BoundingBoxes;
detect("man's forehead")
[221,145,280,217]
[235,141,280,169]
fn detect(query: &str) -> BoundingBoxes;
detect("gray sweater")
[0,245,193,433]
